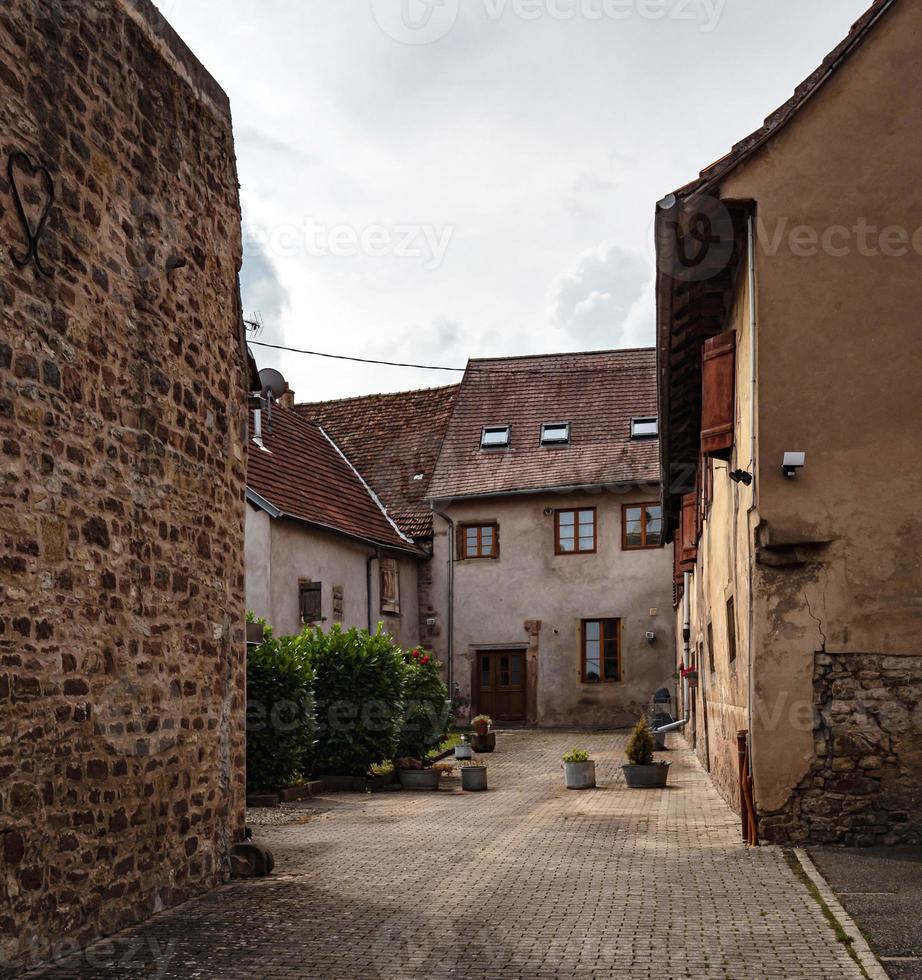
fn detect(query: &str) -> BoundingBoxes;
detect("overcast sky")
[153,0,870,401]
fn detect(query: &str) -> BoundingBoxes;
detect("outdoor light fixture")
[782,452,806,479]
[645,631,657,645]
[729,469,753,486]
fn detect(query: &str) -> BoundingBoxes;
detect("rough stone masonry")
[0,1,247,974]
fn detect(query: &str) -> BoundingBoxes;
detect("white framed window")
[541,422,571,446]
[631,416,659,439]
[481,426,511,448]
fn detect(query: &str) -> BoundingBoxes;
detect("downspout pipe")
[654,571,692,734]
[431,507,455,696]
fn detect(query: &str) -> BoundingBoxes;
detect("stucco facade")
[245,507,421,648]
[430,489,676,728]
[660,0,922,844]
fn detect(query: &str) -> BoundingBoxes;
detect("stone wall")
[760,653,922,846]
[0,1,246,974]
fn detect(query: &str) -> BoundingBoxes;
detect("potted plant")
[472,714,491,736]
[395,756,442,790]
[460,759,488,792]
[680,665,699,689]
[470,715,496,753]
[622,717,670,788]
[454,736,473,761]
[563,749,596,789]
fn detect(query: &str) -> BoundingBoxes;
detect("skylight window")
[541,423,571,446]
[481,426,511,448]
[631,417,659,439]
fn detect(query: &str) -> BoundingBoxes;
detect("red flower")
[421,655,430,665]
[411,650,420,659]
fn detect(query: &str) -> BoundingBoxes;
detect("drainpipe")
[654,571,692,734]
[431,507,455,696]
[366,550,380,633]
[746,212,758,790]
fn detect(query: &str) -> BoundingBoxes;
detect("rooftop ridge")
[297,382,461,411]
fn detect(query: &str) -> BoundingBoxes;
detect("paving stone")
[23,731,865,979]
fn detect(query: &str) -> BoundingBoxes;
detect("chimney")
[278,386,295,410]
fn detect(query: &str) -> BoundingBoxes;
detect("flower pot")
[470,732,496,753]
[397,768,441,791]
[454,743,473,760]
[460,766,488,792]
[564,760,596,790]
[622,763,670,789]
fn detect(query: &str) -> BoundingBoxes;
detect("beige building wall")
[680,262,757,811]
[431,489,676,728]
[681,0,922,842]
[245,507,421,649]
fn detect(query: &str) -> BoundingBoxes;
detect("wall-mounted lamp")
[645,631,657,645]
[729,469,753,486]
[782,452,806,479]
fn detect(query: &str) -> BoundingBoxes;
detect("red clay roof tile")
[246,402,418,554]
[427,349,660,500]
[297,385,459,539]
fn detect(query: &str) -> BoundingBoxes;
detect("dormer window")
[541,422,571,446]
[481,426,510,448]
[631,416,659,439]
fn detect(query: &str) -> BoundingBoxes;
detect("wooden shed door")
[477,651,526,722]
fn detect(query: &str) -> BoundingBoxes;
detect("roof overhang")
[245,487,425,558]
[427,478,662,507]
[655,195,751,542]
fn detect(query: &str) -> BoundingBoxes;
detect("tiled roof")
[427,349,660,500]
[297,385,459,539]
[246,402,419,554]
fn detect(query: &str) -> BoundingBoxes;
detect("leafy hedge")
[246,622,450,788]
[396,647,452,763]
[246,624,315,793]
[305,625,407,777]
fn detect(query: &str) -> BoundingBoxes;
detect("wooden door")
[476,651,526,722]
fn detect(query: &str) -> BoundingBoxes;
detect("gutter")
[426,477,660,507]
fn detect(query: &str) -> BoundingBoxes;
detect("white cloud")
[548,241,653,349]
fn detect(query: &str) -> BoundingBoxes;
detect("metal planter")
[622,763,670,789]
[397,768,441,791]
[460,766,488,792]
[564,761,596,790]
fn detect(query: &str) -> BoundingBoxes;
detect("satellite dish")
[259,368,288,400]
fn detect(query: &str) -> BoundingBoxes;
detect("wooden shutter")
[679,492,698,570]
[701,330,736,460]
[299,581,322,624]
[380,559,400,615]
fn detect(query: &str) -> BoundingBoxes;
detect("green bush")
[303,625,406,777]
[246,624,315,793]
[395,647,451,765]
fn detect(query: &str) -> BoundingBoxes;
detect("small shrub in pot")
[623,717,670,788]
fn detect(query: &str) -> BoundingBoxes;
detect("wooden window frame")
[621,502,664,551]
[299,580,322,626]
[457,523,500,561]
[580,618,621,684]
[379,558,400,616]
[726,597,738,666]
[554,508,597,556]
[707,621,715,674]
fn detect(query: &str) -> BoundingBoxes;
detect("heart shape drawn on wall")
[7,150,55,278]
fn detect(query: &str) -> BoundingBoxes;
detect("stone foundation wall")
[760,653,922,846]
[0,1,246,974]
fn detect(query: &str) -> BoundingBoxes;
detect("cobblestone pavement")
[26,731,865,980]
